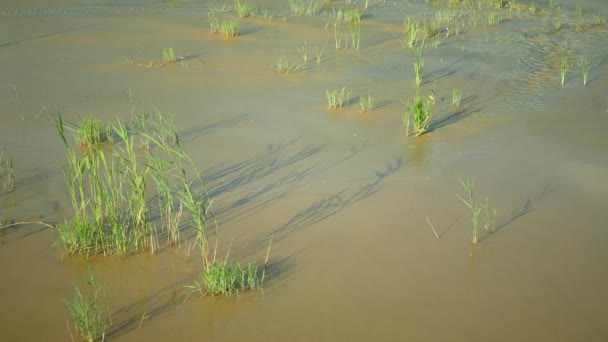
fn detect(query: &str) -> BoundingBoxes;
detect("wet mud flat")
[1,0,607,341]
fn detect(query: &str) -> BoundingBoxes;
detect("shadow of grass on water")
[262,156,405,245]
[103,254,298,340]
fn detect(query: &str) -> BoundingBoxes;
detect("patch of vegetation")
[52,111,196,256]
[411,39,426,87]
[64,268,110,342]
[340,7,363,22]
[560,42,569,86]
[220,20,240,37]
[275,55,304,74]
[209,14,240,37]
[162,47,177,64]
[452,88,462,108]
[578,56,590,86]
[402,91,432,138]
[326,87,351,109]
[72,116,109,147]
[457,178,496,245]
[288,0,323,16]
[186,235,272,297]
[234,0,255,18]
[360,95,373,112]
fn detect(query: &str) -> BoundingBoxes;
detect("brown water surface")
[1,0,607,341]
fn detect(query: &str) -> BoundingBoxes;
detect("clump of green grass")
[457,178,496,245]
[275,55,304,74]
[288,0,323,16]
[52,111,199,256]
[297,41,308,63]
[348,16,361,50]
[9,83,24,121]
[326,87,351,109]
[219,20,240,37]
[578,56,590,85]
[65,268,109,342]
[333,19,344,50]
[402,91,431,138]
[162,48,176,64]
[343,7,363,22]
[0,145,14,191]
[73,116,108,147]
[560,42,569,86]
[208,14,240,37]
[234,0,254,18]
[187,236,272,297]
[452,88,462,108]
[411,39,426,87]
[201,261,259,295]
[404,18,419,49]
[360,95,373,112]
[487,13,501,26]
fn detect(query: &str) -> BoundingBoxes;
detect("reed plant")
[0,146,14,192]
[9,83,24,121]
[402,90,431,137]
[333,19,344,50]
[275,55,304,74]
[234,0,254,18]
[348,17,361,50]
[482,195,496,233]
[326,87,351,109]
[315,46,325,63]
[208,13,220,33]
[297,41,308,63]
[208,1,231,13]
[288,0,323,16]
[72,116,108,147]
[578,56,590,85]
[163,48,176,64]
[457,178,496,245]
[186,236,272,297]
[457,178,481,245]
[53,111,196,256]
[411,39,426,87]
[65,268,108,342]
[219,20,240,37]
[404,19,419,49]
[560,42,568,86]
[343,7,363,22]
[359,95,373,112]
[452,88,462,108]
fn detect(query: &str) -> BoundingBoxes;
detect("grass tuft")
[560,42,569,86]
[402,90,431,138]
[64,268,108,342]
[457,178,496,245]
[326,87,351,109]
[359,95,373,112]
[452,88,462,108]
[235,0,254,18]
[74,116,109,147]
[53,111,202,257]
[275,55,304,74]
[220,20,240,37]
[162,48,177,64]
[288,0,323,16]
[578,56,590,86]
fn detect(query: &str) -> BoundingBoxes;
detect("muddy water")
[1,0,607,341]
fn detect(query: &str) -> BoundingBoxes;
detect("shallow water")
[1,0,608,341]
